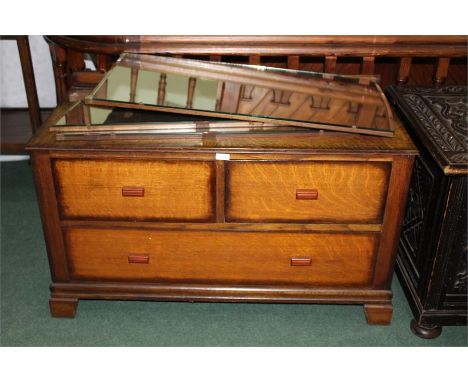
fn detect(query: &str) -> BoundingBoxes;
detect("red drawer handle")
[128,254,149,264]
[296,189,318,200]
[122,186,145,197]
[290,257,312,266]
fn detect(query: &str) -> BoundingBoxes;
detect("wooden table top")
[27,102,417,156]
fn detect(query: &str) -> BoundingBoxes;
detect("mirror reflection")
[52,102,311,141]
[85,53,395,137]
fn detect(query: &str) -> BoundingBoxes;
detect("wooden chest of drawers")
[27,104,417,324]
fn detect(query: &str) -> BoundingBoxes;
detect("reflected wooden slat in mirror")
[129,67,138,103]
[157,74,167,105]
[187,77,197,108]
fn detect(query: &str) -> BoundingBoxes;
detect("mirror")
[51,102,310,141]
[84,53,396,137]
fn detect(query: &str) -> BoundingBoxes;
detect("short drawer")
[226,161,390,223]
[65,227,379,286]
[53,159,215,221]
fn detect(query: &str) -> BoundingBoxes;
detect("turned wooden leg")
[364,303,393,325]
[49,297,79,318]
[410,319,442,339]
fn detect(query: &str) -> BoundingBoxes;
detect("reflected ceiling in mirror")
[84,53,396,137]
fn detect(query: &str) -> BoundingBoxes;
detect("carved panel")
[399,156,436,280]
[399,86,468,167]
[447,188,468,295]
[427,96,468,145]
[452,246,468,293]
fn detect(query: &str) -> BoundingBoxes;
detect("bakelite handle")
[122,186,145,197]
[128,254,149,264]
[296,189,318,200]
[290,257,312,266]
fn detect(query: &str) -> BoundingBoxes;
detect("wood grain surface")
[53,159,215,221]
[226,161,390,223]
[26,37,422,322]
[45,36,468,57]
[27,102,417,154]
[65,228,379,286]
[364,303,393,324]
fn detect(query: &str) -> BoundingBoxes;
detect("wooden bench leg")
[49,297,79,318]
[364,303,393,325]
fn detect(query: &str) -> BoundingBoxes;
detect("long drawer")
[65,227,380,286]
[226,161,391,223]
[53,159,216,221]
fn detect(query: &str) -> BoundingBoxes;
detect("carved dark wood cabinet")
[387,85,467,339]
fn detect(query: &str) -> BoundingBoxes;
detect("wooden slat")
[434,57,450,86]
[46,35,468,57]
[249,55,261,65]
[16,36,42,133]
[287,55,300,70]
[209,55,222,62]
[96,54,111,72]
[325,56,337,73]
[66,51,85,87]
[49,44,68,104]
[72,71,105,84]
[398,57,412,84]
[361,56,375,75]
[61,219,383,233]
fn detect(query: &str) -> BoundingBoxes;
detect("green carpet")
[1,160,467,346]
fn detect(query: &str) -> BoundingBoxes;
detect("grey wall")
[1,36,57,108]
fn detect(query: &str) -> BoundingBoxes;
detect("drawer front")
[54,159,215,221]
[226,161,390,223]
[65,228,379,286]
